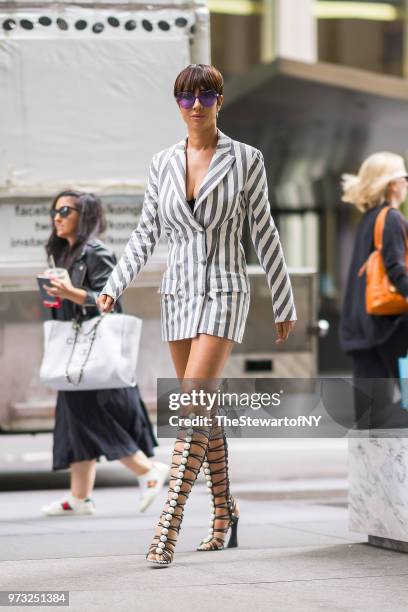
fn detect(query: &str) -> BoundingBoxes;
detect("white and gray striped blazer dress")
[100,129,297,343]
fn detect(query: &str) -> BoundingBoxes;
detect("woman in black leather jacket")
[40,190,169,516]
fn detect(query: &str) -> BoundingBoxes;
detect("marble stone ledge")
[368,535,408,553]
[349,432,408,548]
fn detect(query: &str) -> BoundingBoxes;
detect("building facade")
[210,0,408,370]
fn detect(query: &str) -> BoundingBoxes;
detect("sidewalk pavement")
[1,439,408,611]
[2,480,408,610]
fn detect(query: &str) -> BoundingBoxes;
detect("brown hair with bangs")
[174,64,224,97]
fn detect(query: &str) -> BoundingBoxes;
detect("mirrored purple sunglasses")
[175,89,220,109]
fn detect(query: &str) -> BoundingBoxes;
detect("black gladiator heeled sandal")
[146,426,209,565]
[197,432,240,551]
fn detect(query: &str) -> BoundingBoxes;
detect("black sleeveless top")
[187,198,195,212]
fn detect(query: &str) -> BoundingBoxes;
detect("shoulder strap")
[375,205,408,251]
[373,206,390,251]
[358,205,403,277]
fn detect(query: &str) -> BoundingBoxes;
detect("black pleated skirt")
[53,385,158,470]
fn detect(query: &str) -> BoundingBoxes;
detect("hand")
[275,320,296,345]
[96,293,115,314]
[44,277,74,301]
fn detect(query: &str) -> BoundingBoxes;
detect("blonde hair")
[341,152,407,212]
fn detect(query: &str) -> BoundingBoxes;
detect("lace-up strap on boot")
[197,432,240,551]
[147,425,210,565]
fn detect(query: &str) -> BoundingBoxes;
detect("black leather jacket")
[45,239,123,323]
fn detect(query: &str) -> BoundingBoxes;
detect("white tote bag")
[40,313,142,391]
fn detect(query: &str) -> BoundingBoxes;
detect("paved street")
[0,435,349,485]
[1,437,408,611]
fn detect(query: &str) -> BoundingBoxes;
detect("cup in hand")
[37,267,70,309]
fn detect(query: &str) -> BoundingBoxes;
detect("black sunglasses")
[50,205,78,219]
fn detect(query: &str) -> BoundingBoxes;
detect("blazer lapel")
[169,129,235,219]
[193,130,235,213]
[169,140,188,211]
[168,141,204,231]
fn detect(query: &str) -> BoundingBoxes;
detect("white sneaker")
[41,494,96,516]
[138,462,170,513]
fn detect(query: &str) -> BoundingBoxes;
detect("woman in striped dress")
[97,64,296,565]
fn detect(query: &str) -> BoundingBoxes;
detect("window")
[316,0,406,76]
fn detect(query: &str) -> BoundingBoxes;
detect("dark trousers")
[350,323,408,429]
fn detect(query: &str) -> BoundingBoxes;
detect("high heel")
[196,432,240,552]
[227,513,239,548]
[197,493,239,551]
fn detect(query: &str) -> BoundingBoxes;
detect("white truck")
[0,0,211,431]
[0,0,320,434]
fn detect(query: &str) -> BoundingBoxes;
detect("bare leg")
[168,338,192,379]
[70,459,97,499]
[146,334,234,564]
[184,334,234,380]
[119,451,153,476]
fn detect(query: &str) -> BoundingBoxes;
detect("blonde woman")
[339,152,408,426]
